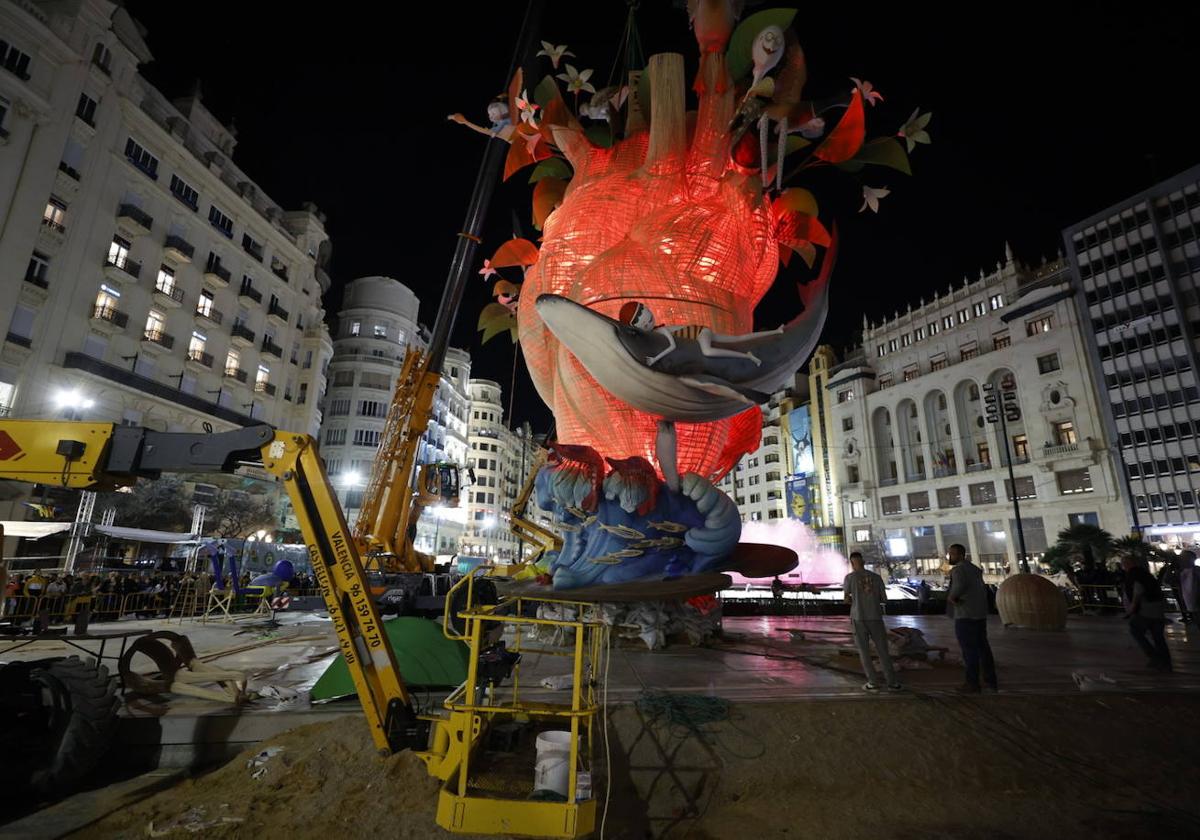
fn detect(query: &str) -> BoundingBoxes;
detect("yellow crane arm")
[0,419,424,755]
[352,347,442,570]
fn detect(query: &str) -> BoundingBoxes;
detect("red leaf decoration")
[533,177,568,229]
[814,89,865,164]
[491,238,540,268]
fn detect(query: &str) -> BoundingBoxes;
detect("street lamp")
[54,388,94,420]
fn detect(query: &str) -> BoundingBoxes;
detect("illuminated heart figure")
[518,48,780,481]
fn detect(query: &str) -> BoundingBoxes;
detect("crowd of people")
[841,544,1191,693]
[2,565,323,624]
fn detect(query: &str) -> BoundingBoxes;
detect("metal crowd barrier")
[2,584,327,624]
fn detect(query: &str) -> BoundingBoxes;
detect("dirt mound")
[76,693,1200,839]
[75,715,472,839]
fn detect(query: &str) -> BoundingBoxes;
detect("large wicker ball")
[996,573,1068,630]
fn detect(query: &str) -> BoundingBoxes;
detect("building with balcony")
[0,1,333,532]
[318,276,471,553]
[717,385,793,524]
[826,248,1127,579]
[461,379,544,563]
[1065,165,1200,545]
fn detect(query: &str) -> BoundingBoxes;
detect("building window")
[959,343,978,362]
[1026,314,1054,336]
[1057,468,1093,495]
[842,417,853,431]
[124,137,159,178]
[1037,353,1061,374]
[1009,434,1028,462]
[169,174,199,210]
[187,330,207,359]
[930,355,948,371]
[876,345,886,357]
[353,429,382,447]
[878,375,893,389]
[323,428,346,446]
[27,250,49,284]
[242,233,263,260]
[969,481,996,505]
[888,339,899,352]
[373,324,387,338]
[208,205,233,238]
[350,320,361,336]
[43,197,67,231]
[328,398,351,416]
[957,308,970,323]
[973,302,986,317]
[7,304,36,345]
[989,294,1004,310]
[75,92,98,126]
[993,333,1011,350]
[225,348,241,375]
[847,465,860,483]
[901,333,912,347]
[156,265,176,295]
[907,492,930,512]
[854,528,871,542]
[1053,421,1077,446]
[881,496,901,515]
[91,42,112,73]
[850,500,867,518]
[357,400,386,418]
[749,493,761,504]
[768,510,782,520]
[1004,476,1037,501]
[903,366,919,382]
[1,40,33,78]
[196,288,216,318]
[144,308,165,339]
[915,326,926,341]
[837,389,853,403]
[929,321,940,336]
[937,486,962,508]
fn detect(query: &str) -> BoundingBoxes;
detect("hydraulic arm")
[0,419,422,754]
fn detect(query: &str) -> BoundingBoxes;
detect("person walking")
[946,543,998,693]
[844,551,902,692]
[1121,554,1172,671]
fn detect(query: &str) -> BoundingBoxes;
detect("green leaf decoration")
[853,137,912,175]
[584,123,615,148]
[533,74,561,108]
[726,8,799,84]
[478,302,518,345]
[529,157,574,184]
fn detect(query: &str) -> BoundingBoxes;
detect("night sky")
[126,1,1199,430]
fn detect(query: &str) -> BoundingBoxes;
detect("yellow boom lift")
[0,419,600,836]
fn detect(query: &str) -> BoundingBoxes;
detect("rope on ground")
[634,689,732,740]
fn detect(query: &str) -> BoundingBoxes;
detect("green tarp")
[310,617,470,702]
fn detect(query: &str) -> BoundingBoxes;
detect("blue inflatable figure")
[248,559,296,598]
[535,444,741,590]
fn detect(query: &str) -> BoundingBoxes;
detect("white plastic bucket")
[533,730,573,797]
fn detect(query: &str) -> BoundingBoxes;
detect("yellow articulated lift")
[0,419,602,837]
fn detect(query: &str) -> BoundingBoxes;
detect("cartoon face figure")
[751,25,785,78]
[619,301,656,332]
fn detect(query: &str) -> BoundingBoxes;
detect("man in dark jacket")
[947,543,998,693]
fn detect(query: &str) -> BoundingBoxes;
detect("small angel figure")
[447,97,514,141]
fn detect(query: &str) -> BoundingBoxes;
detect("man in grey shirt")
[844,551,901,691]
[946,543,998,693]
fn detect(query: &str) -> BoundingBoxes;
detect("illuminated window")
[1026,315,1054,336]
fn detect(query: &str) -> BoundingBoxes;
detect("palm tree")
[1040,544,1076,583]
[1112,535,1153,563]
[1056,523,1114,570]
